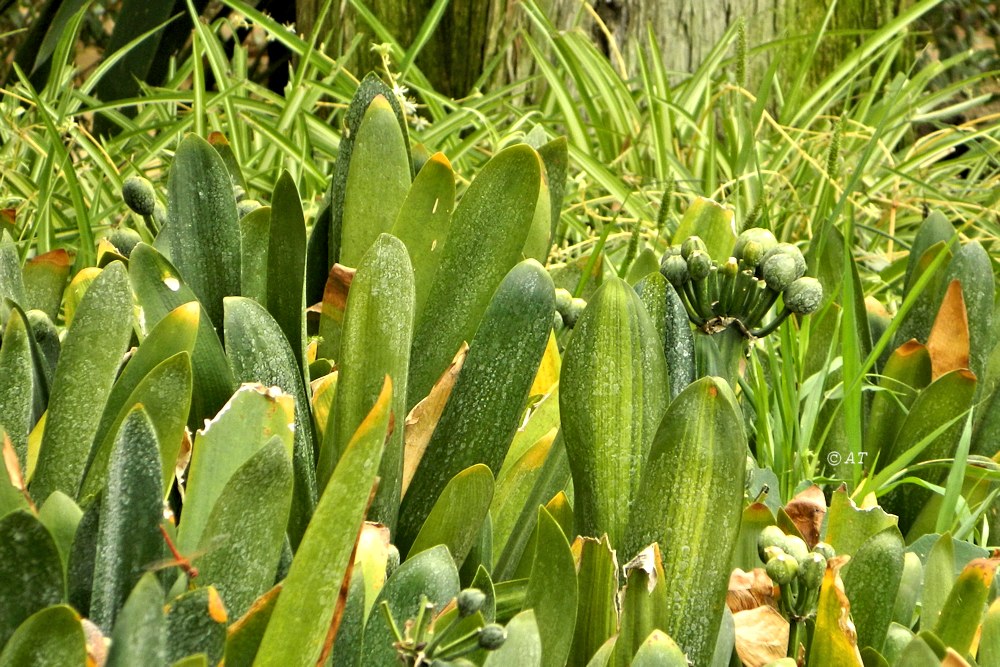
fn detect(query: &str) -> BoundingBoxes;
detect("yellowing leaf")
[733,606,789,667]
[807,556,863,666]
[529,330,561,398]
[927,279,970,381]
[401,342,469,496]
[26,410,45,482]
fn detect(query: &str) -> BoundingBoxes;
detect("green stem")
[695,324,747,389]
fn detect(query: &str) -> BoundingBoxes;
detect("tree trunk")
[300,0,907,98]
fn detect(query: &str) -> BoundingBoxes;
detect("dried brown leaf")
[727,568,778,612]
[784,484,826,548]
[733,606,789,667]
[2,432,25,492]
[401,342,469,496]
[928,279,970,381]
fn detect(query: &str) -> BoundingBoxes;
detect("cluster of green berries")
[758,525,834,618]
[384,588,506,666]
[660,228,823,336]
[553,287,587,331]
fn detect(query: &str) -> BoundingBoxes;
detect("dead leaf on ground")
[401,342,469,496]
[733,606,789,667]
[784,484,826,548]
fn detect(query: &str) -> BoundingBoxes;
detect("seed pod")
[758,525,786,557]
[783,535,809,562]
[122,176,157,216]
[554,287,573,314]
[680,235,707,260]
[233,184,247,202]
[457,588,486,618]
[237,199,263,218]
[107,227,142,258]
[660,253,690,287]
[784,277,823,315]
[686,250,712,281]
[766,552,798,585]
[563,297,587,328]
[762,545,786,563]
[733,228,777,267]
[760,243,806,282]
[812,542,835,560]
[478,624,507,650]
[798,552,826,589]
[761,253,802,292]
[553,310,564,331]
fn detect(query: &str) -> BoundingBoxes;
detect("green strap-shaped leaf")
[164,133,241,330]
[165,587,228,665]
[934,557,999,655]
[327,73,413,269]
[903,211,954,291]
[561,277,668,556]
[106,573,166,667]
[0,511,64,647]
[407,464,494,566]
[267,172,307,368]
[0,231,26,319]
[407,144,541,408]
[626,377,745,667]
[843,527,905,653]
[31,261,132,502]
[389,152,455,319]
[319,233,414,533]
[537,136,568,239]
[36,490,82,571]
[193,436,293,620]
[921,533,956,632]
[256,378,392,667]
[824,486,897,557]
[239,206,271,305]
[944,241,993,384]
[339,95,412,268]
[613,544,670,667]
[129,243,235,428]
[398,260,554,552]
[569,536,618,666]
[177,384,294,554]
[626,248,660,286]
[891,552,922,627]
[0,605,86,667]
[224,584,281,667]
[483,609,542,667]
[730,502,776,572]
[225,297,318,548]
[522,170,552,263]
[21,248,70,323]
[79,351,192,501]
[634,272,694,399]
[979,598,1000,667]
[491,432,557,568]
[358,545,460,666]
[89,407,164,632]
[865,341,931,469]
[892,240,952,352]
[631,630,688,667]
[522,506,577,667]
[0,307,33,464]
[66,494,100,617]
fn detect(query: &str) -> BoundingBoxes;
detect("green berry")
[758,525,786,558]
[456,589,486,618]
[553,310,564,331]
[762,545,786,563]
[761,253,802,292]
[478,624,507,650]
[798,552,827,589]
[812,542,835,560]
[784,277,824,315]
[554,287,573,314]
[783,535,809,562]
[563,298,587,329]
[122,176,157,216]
[680,235,707,260]
[733,228,777,267]
[766,552,799,585]
[108,227,142,258]
[660,253,690,286]
[686,250,712,281]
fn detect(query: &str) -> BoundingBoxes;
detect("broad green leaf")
[129,243,235,427]
[208,132,247,191]
[36,490,81,570]
[883,623,915,665]
[979,598,1000,667]
[0,231,26,320]
[359,545,460,665]
[625,248,659,286]
[21,248,71,322]
[891,552,922,627]
[407,144,541,408]
[626,377,745,666]
[0,605,85,667]
[238,206,270,305]
[225,296,318,547]
[193,437,293,620]
[106,573,166,667]
[944,241,993,383]
[730,502,776,572]
[561,277,668,556]
[319,233,414,533]
[895,636,940,666]
[630,630,688,667]
[89,407,163,632]
[902,211,954,292]
[0,511,64,647]
[328,74,413,269]
[824,486,897,557]
[256,378,392,667]
[66,494,100,617]
[178,384,294,554]
[339,95,411,267]
[893,240,952,352]
[523,506,577,667]
[536,136,567,239]
[484,609,542,667]
[224,584,281,667]
[807,557,864,666]
[407,464,494,566]
[921,533,955,632]
[843,527,905,653]
[613,543,669,667]
[568,536,618,666]
[390,152,456,318]
[492,430,557,567]
[164,133,241,330]
[0,307,33,464]
[266,171,307,368]
[31,261,132,502]
[61,266,100,328]
[329,570,365,667]
[79,351,192,501]
[399,260,554,553]
[585,637,617,667]
[501,385,559,477]
[933,557,1000,655]
[522,169,552,263]
[865,341,932,470]
[671,197,736,264]
[165,587,228,665]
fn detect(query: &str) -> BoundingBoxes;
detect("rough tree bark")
[296,0,907,97]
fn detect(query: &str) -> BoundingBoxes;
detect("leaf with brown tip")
[927,280,970,381]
